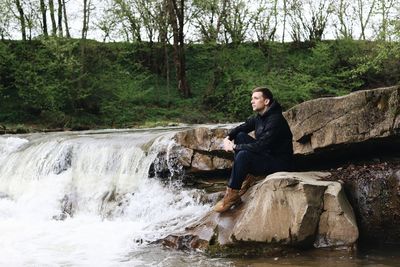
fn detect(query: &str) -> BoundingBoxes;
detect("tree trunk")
[177,0,189,97]
[86,0,92,38]
[49,0,57,36]
[57,0,63,37]
[62,0,71,38]
[214,0,227,42]
[337,0,348,38]
[14,0,26,41]
[40,0,48,37]
[82,0,88,39]
[377,0,395,41]
[282,0,287,42]
[159,0,170,100]
[358,0,376,40]
[168,0,191,98]
[271,0,278,41]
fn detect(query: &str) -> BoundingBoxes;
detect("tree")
[57,0,63,37]
[191,0,228,43]
[282,0,288,42]
[153,0,169,43]
[168,0,191,97]
[112,0,142,41]
[305,0,334,41]
[287,0,304,42]
[0,0,13,40]
[135,0,160,43]
[356,0,376,40]
[222,0,250,44]
[249,0,278,42]
[62,0,71,38]
[288,0,334,42]
[14,0,26,40]
[48,0,57,36]
[375,0,397,40]
[96,5,118,42]
[40,0,48,37]
[82,0,94,39]
[24,1,40,40]
[333,0,355,39]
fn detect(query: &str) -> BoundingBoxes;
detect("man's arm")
[234,115,282,154]
[227,116,256,141]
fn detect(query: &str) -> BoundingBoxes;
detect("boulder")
[313,178,359,248]
[285,86,400,155]
[150,127,233,177]
[160,172,358,254]
[174,127,228,152]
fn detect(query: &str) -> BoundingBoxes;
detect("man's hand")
[223,137,235,152]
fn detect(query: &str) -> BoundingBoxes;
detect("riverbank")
[0,120,186,134]
[1,39,399,129]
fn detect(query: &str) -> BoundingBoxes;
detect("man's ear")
[264,98,270,106]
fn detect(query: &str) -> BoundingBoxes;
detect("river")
[0,128,398,266]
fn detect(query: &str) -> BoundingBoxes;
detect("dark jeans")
[228,132,289,190]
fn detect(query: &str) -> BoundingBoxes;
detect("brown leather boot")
[213,187,241,213]
[239,174,256,196]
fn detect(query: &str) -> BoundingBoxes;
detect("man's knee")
[235,150,252,163]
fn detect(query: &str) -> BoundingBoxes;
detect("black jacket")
[228,100,293,162]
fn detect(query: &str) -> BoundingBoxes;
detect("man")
[214,87,293,213]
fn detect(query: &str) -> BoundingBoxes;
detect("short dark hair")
[252,87,274,102]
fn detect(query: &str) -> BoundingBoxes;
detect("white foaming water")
[0,137,29,163]
[0,129,211,266]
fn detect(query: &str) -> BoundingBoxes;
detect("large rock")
[174,127,228,152]
[150,127,233,177]
[160,172,358,254]
[285,86,400,155]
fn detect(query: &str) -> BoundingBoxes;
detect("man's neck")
[258,105,269,115]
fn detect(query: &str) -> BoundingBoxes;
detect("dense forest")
[0,0,399,130]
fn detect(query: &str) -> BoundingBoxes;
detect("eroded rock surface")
[285,86,400,155]
[326,160,400,245]
[160,172,358,254]
[150,127,233,177]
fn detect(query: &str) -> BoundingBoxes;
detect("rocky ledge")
[160,172,358,256]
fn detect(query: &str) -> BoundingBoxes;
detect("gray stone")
[284,86,400,155]
[160,172,359,253]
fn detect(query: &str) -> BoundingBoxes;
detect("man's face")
[251,91,270,112]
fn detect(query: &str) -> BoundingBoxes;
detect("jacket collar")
[258,100,281,118]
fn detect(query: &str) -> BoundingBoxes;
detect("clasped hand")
[223,137,234,152]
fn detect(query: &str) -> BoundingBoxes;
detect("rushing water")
[0,128,399,267]
[0,128,213,266]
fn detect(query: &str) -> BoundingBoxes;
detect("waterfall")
[0,129,211,266]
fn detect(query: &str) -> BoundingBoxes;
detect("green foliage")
[199,40,368,117]
[352,40,400,88]
[0,38,398,129]
[0,42,16,119]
